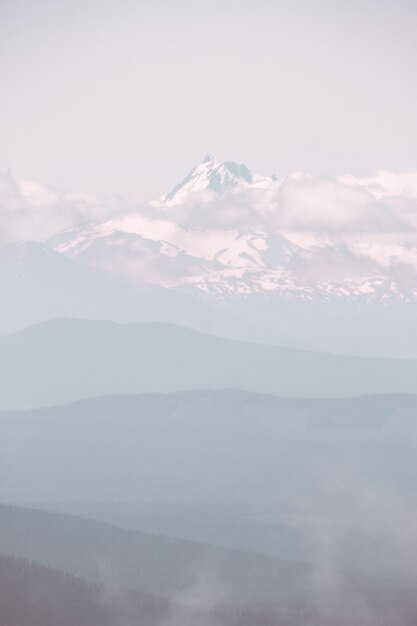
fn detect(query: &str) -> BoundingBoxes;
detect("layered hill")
[0,555,172,626]
[0,505,307,609]
[0,319,417,410]
[2,389,417,505]
[2,390,417,624]
[0,241,245,339]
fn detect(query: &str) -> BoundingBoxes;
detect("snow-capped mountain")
[46,155,417,304]
[160,153,276,206]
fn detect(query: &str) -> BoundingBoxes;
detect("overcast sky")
[0,0,416,198]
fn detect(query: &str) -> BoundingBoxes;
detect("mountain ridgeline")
[0,318,417,410]
[2,389,417,504]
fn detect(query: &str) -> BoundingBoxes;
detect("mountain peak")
[161,157,273,205]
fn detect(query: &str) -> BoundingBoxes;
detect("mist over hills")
[0,504,307,609]
[3,548,417,626]
[2,554,310,626]
[3,390,417,624]
[0,555,174,626]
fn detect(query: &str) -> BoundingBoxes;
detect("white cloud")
[157,171,417,235]
[339,171,417,200]
[0,170,132,245]
[274,176,416,233]
[1,167,417,256]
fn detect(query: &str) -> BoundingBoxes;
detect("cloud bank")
[0,170,131,245]
[166,171,417,234]
[1,168,417,242]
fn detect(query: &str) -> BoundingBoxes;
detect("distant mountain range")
[1,157,417,357]
[45,155,417,303]
[1,318,417,411]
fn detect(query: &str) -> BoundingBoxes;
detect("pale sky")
[0,0,416,198]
